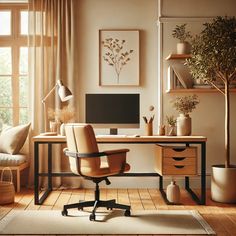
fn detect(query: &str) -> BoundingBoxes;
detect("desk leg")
[185,176,189,189]
[159,175,163,190]
[48,143,52,191]
[34,142,39,205]
[185,142,206,205]
[201,142,206,205]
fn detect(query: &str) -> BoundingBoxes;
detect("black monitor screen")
[86,94,140,129]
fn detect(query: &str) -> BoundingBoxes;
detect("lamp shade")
[57,80,73,102]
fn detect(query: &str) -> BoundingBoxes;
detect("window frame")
[0,3,28,126]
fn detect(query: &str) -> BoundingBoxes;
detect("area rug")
[0,209,215,235]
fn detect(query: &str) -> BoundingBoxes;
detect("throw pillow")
[0,123,31,154]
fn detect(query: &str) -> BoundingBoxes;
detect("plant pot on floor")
[177,114,191,136]
[211,165,236,203]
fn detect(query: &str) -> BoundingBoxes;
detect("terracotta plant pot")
[177,114,191,136]
[211,165,236,203]
[177,42,191,54]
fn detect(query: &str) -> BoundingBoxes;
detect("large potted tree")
[187,16,236,203]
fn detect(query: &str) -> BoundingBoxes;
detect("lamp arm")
[42,84,57,103]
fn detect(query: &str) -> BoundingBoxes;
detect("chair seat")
[0,153,27,166]
[81,163,130,178]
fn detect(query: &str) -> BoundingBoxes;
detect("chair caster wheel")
[89,213,96,221]
[124,210,131,216]
[61,209,68,216]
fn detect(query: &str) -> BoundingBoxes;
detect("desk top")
[33,135,207,143]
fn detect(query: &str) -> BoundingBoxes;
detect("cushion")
[0,153,27,166]
[0,123,31,154]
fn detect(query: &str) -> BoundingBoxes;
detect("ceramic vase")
[166,180,180,204]
[177,114,191,136]
[60,123,66,136]
[167,125,176,136]
[177,42,191,54]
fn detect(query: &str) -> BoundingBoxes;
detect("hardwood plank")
[106,188,118,202]
[117,188,130,205]
[52,191,71,210]
[148,188,166,209]
[138,189,155,210]
[39,190,61,210]
[128,189,143,210]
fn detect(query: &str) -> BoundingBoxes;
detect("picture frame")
[99,29,140,86]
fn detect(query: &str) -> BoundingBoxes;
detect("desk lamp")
[42,80,73,133]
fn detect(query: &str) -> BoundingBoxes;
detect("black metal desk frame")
[34,137,206,205]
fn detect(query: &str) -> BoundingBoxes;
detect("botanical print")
[102,38,133,84]
[99,30,139,86]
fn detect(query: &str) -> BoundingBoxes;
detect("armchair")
[61,123,131,221]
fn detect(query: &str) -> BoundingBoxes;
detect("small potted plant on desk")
[172,23,192,54]
[166,115,177,136]
[171,94,199,136]
[187,16,236,203]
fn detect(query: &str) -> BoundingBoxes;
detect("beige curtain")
[28,0,81,188]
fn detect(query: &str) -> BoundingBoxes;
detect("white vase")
[60,123,65,136]
[166,181,180,204]
[177,114,191,136]
[177,42,191,54]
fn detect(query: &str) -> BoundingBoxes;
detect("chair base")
[62,199,131,221]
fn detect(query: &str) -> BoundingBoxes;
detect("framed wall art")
[99,29,140,86]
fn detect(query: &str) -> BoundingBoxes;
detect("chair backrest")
[64,123,101,175]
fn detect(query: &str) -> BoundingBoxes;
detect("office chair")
[61,123,131,221]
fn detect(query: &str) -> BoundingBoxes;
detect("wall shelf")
[166,88,236,93]
[165,53,236,93]
[166,54,191,60]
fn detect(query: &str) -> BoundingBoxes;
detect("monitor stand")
[110,128,118,135]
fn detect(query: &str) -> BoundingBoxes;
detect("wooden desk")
[33,135,207,205]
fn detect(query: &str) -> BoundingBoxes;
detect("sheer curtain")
[28,0,80,188]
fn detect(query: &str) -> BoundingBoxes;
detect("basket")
[0,167,15,204]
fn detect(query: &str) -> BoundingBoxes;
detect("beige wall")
[74,0,236,188]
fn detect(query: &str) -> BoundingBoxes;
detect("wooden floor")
[0,188,236,236]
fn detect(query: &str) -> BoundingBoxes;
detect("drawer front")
[163,157,195,166]
[163,164,196,175]
[163,147,196,158]
[163,157,197,175]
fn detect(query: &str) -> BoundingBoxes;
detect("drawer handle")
[174,165,185,169]
[173,157,185,161]
[173,148,186,152]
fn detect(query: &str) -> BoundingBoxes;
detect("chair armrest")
[103,149,129,156]
[64,148,106,158]
[105,149,129,173]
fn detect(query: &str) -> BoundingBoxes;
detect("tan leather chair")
[62,123,131,221]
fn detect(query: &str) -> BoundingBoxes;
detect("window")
[0,4,28,131]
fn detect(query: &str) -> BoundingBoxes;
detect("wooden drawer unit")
[155,145,197,176]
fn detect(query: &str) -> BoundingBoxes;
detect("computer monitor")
[86,93,140,135]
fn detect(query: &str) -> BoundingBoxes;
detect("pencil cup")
[146,122,153,136]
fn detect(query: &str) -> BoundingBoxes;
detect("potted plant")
[187,16,236,203]
[166,115,177,136]
[172,23,192,54]
[48,105,75,135]
[171,94,199,136]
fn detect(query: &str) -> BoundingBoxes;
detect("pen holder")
[146,122,153,136]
